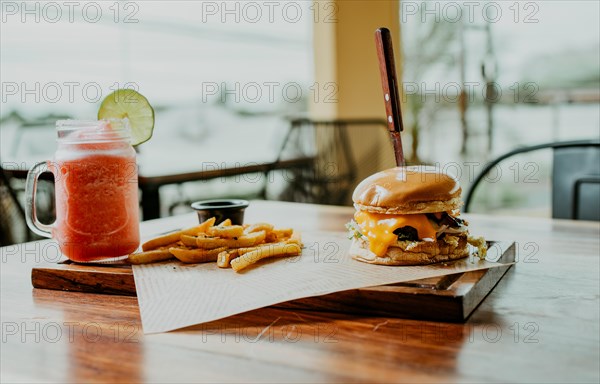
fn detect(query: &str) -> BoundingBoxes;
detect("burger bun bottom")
[350,235,469,266]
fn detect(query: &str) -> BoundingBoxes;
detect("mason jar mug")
[25,119,140,262]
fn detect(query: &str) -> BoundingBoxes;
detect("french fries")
[141,232,181,251]
[128,216,303,272]
[265,228,293,243]
[217,249,239,268]
[287,230,302,245]
[195,230,266,249]
[170,246,226,263]
[141,218,216,251]
[207,225,244,239]
[272,228,293,238]
[180,234,199,247]
[127,249,174,264]
[236,246,261,255]
[244,223,274,234]
[231,243,301,272]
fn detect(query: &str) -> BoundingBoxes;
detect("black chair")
[0,164,30,245]
[165,117,386,213]
[270,118,388,205]
[464,140,600,220]
[1,162,56,244]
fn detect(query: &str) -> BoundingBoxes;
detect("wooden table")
[1,201,599,383]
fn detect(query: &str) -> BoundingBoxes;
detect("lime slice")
[98,89,155,146]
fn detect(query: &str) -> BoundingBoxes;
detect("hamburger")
[347,166,486,265]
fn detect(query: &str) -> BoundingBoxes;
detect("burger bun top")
[352,166,462,215]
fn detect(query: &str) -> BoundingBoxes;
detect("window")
[401,0,600,215]
[1,1,313,160]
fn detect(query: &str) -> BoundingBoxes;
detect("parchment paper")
[133,231,510,333]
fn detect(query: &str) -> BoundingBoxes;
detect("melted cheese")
[354,211,437,257]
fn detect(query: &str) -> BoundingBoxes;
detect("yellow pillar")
[311,0,401,183]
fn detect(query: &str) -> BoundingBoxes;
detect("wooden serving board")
[31,241,514,322]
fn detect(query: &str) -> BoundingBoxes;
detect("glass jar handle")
[25,161,54,238]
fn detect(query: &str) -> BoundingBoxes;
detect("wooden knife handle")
[375,27,405,166]
[375,27,404,134]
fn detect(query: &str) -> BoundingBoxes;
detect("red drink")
[26,120,140,262]
[53,151,139,261]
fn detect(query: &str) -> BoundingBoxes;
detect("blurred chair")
[465,140,600,220]
[10,115,68,157]
[165,117,388,213]
[270,118,387,205]
[0,164,30,245]
[1,163,55,244]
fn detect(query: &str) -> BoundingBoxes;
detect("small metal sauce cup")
[191,199,250,225]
